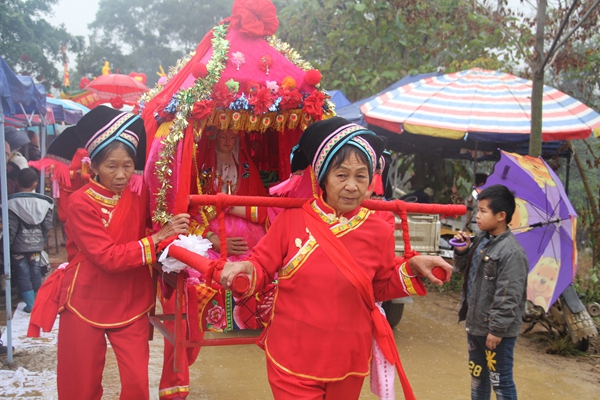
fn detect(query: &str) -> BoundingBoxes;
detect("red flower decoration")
[249,87,274,115]
[192,100,215,121]
[279,88,303,111]
[191,62,208,79]
[305,69,322,86]
[245,81,260,94]
[303,91,325,119]
[259,55,273,75]
[212,81,236,108]
[230,0,279,37]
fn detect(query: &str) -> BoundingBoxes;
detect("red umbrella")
[85,74,149,102]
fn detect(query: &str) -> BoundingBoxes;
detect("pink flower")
[231,52,245,70]
[266,80,279,94]
[206,304,227,330]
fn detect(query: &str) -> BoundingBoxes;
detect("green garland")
[152,23,230,225]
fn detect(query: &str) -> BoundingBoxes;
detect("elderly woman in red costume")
[30,106,190,400]
[221,117,453,400]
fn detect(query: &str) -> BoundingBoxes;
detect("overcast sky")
[51,0,99,38]
[52,0,535,39]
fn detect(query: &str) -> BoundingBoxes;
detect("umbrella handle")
[448,236,474,247]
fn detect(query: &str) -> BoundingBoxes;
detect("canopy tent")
[361,68,600,141]
[46,97,87,125]
[334,71,570,162]
[327,89,351,108]
[336,72,441,126]
[0,59,51,363]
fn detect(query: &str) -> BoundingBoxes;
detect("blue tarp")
[0,57,46,116]
[16,79,46,116]
[327,89,351,108]
[0,57,22,116]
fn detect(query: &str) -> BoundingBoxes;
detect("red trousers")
[57,309,150,400]
[266,358,365,400]
[159,294,202,399]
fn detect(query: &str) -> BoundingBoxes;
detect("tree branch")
[542,0,580,68]
[476,1,532,68]
[544,0,600,69]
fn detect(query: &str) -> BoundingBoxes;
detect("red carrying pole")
[188,193,466,216]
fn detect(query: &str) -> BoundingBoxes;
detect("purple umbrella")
[481,150,577,311]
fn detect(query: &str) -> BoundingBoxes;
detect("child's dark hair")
[17,168,39,189]
[477,184,515,224]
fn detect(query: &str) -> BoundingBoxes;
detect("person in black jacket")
[453,184,529,400]
[7,168,54,312]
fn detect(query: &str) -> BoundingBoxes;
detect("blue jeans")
[467,333,518,400]
[11,252,42,294]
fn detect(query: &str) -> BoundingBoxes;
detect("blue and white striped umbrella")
[361,68,600,142]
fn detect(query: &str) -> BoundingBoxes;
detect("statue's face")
[215,130,237,154]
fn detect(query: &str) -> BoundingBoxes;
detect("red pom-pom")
[432,267,447,281]
[191,63,208,79]
[109,97,124,110]
[305,69,322,86]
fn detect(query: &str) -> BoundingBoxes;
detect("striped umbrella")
[361,68,600,142]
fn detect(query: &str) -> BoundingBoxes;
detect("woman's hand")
[220,261,254,291]
[152,213,190,244]
[208,235,249,255]
[408,255,453,286]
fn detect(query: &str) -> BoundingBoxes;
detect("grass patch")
[538,334,588,357]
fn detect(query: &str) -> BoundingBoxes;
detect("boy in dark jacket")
[7,168,54,312]
[453,184,529,400]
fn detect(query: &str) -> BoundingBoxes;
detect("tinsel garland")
[152,23,231,225]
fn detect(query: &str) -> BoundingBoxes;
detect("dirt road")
[3,290,599,399]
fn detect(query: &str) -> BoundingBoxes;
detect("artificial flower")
[230,0,279,37]
[249,87,274,115]
[192,100,215,121]
[266,80,279,94]
[303,90,325,119]
[278,88,303,111]
[281,76,297,90]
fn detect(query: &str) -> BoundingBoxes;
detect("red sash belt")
[27,251,86,337]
